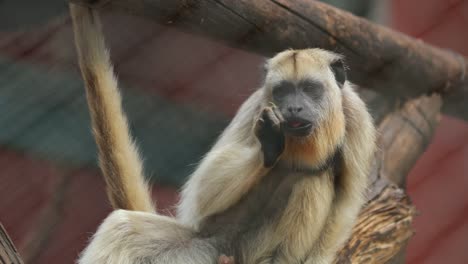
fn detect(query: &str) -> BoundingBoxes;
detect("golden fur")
[70,4,153,213]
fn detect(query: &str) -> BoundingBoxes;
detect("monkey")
[70,3,376,264]
[176,50,376,263]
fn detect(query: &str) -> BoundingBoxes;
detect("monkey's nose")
[287,106,303,113]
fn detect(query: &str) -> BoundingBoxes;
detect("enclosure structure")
[0,0,467,263]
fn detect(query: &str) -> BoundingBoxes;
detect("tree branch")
[0,223,24,264]
[70,0,467,120]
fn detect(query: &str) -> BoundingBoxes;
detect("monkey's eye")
[272,81,294,100]
[300,80,323,100]
[302,85,315,93]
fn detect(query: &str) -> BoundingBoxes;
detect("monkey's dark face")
[264,48,347,138]
[271,79,324,137]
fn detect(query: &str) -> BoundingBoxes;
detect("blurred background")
[0,0,467,263]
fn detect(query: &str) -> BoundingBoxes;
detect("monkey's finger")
[272,106,285,123]
[264,107,282,129]
[254,117,265,137]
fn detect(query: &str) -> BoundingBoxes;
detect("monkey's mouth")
[284,120,313,137]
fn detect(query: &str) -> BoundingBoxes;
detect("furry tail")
[70,4,154,212]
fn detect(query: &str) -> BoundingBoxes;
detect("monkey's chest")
[199,167,307,234]
[200,167,335,262]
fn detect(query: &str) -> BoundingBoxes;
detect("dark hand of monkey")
[218,255,235,264]
[255,105,285,167]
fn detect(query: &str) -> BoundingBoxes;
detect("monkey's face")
[265,49,346,138]
[271,79,322,137]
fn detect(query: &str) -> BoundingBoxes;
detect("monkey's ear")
[331,59,347,88]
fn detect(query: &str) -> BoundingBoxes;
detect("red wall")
[392,1,468,263]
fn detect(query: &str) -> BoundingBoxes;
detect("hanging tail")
[70,3,154,212]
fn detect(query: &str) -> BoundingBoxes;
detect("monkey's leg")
[255,106,285,167]
[79,210,219,264]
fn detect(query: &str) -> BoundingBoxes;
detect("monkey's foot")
[255,105,285,167]
[218,254,235,264]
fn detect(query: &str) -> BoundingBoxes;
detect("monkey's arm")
[178,91,284,228]
[70,4,154,212]
[178,141,265,227]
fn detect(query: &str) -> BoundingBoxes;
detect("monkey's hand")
[254,105,285,167]
[218,255,235,264]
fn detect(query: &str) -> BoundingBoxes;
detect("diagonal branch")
[0,223,24,264]
[70,0,467,120]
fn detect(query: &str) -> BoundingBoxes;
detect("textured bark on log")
[335,186,414,264]
[0,223,24,264]
[70,0,467,120]
[377,95,442,187]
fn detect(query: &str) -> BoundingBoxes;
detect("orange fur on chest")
[283,136,320,165]
[282,109,345,168]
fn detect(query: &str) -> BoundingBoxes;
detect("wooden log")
[0,223,24,264]
[70,0,468,120]
[335,186,415,264]
[377,95,442,187]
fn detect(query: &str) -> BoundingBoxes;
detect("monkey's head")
[263,49,346,139]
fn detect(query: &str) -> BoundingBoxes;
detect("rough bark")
[70,0,467,120]
[0,224,24,264]
[335,186,415,264]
